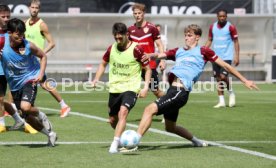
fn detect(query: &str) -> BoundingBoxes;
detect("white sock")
[11,103,18,112]
[228,90,234,95]
[38,111,46,120]
[219,95,225,104]
[191,136,201,144]
[59,99,68,108]
[12,113,24,123]
[137,133,142,142]
[109,137,120,153]
[0,116,5,126]
[40,128,52,136]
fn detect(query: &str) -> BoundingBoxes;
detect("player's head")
[132,3,146,23]
[216,9,228,26]
[155,24,161,32]
[112,22,129,48]
[7,18,26,45]
[29,0,41,18]
[0,4,11,27]
[184,24,202,48]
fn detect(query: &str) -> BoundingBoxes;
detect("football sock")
[191,136,201,144]
[40,128,51,136]
[11,103,18,112]
[219,95,225,104]
[137,133,142,143]
[109,137,120,153]
[228,90,234,95]
[59,100,68,108]
[12,112,24,123]
[38,111,47,120]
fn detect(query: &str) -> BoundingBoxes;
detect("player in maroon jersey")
[128,3,165,98]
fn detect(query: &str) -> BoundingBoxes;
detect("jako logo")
[118,2,202,15]
[8,4,30,14]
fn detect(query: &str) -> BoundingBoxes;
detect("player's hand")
[244,80,259,90]
[33,74,43,83]
[159,60,166,71]
[138,88,148,98]
[90,80,98,88]
[233,55,239,66]
[141,54,150,62]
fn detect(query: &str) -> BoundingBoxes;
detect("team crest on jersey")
[143,27,149,33]
[19,48,26,55]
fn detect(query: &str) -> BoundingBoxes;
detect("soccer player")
[0,4,37,133]
[128,3,165,98]
[91,22,151,153]
[25,0,70,117]
[135,24,258,149]
[205,9,240,108]
[0,18,57,146]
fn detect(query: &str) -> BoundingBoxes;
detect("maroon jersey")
[128,21,160,69]
[102,41,149,67]
[165,46,218,62]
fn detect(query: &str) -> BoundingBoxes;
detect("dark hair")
[7,18,26,33]
[29,0,41,8]
[216,9,228,15]
[0,4,11,12]
[112,22,127,35]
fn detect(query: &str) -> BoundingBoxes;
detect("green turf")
[1,83,276,167]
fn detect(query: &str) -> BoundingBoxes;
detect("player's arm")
[29,42,47,82]
[214,57,258,90]
[155,38,166,70]
[40,22,55,54]
[91,46,110,87]
[141,48,177,62]
[205,25,213,48]
[230,25,240,66]
[91,60,108,87]
[233,38,240,66]
[139,64,151,98]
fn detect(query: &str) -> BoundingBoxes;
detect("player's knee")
[153,90,164,98]
[144,103,157,116]
[165,125,175,133]
[20,105,31,113]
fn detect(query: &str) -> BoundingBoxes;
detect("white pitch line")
[1,141,276,146]
[39,107,276,161]
[36,100,276,104]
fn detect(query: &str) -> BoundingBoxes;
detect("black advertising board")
[3,0,253,14]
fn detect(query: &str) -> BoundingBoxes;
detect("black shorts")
[108,91,138,116]
[212,60,232,77]
[142,69,159,91]
[11,82,37,110]
[0,75,7,97]
[155,86,189,122]
[41,74,47,83]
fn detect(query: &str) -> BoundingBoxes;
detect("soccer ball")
[120,130,140,148]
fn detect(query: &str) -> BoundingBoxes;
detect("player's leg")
[19,83,57,146]
[136,102,158,136]
[223,60,235,107]
[213,62,226,108]
[40,75,70,117]
[109,91,137,153]
[164,116,207,147]
[0,75,7,132]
